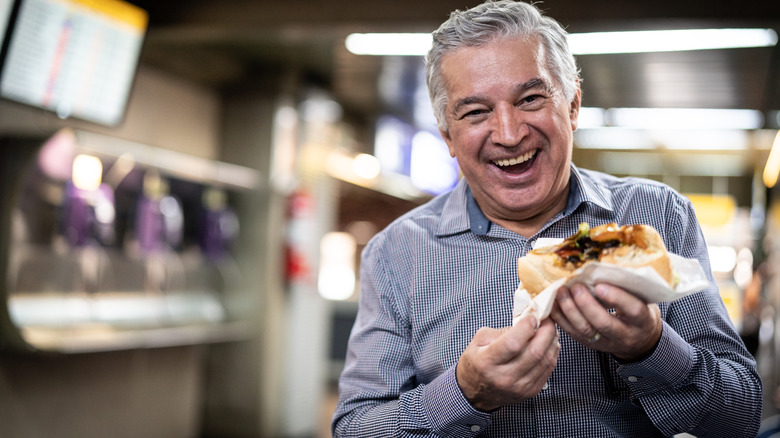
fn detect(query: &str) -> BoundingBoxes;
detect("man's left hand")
[550,282,662,362]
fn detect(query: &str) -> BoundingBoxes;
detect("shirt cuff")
[616,321,695,395]
[421,365,492,436]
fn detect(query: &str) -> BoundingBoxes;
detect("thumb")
[471,326,507,347]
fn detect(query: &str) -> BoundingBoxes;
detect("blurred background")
[0,0,779,437]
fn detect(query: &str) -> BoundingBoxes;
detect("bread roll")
[517,223,674,297]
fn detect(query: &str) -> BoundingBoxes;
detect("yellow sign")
[70,0,148,31]
[685,194,736,228]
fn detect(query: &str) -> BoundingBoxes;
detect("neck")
[487,186,570,239]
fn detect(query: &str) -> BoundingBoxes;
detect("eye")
[518,94,546,109]
[459,108,489,120]
[522,95,541,104]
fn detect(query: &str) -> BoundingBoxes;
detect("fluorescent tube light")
[345,28,777,56]
[605,108,764,130]
[569,28,778,54]
[575,126,752,151]
[345,33,432,56]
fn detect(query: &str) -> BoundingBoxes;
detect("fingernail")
[527,313,540,330]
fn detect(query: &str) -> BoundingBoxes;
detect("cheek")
[445,126,483,157]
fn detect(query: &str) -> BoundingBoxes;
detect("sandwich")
[516,222,675,298]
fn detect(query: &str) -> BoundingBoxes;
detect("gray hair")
[425,0,581,132]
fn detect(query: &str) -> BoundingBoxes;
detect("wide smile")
[492,149,538,168]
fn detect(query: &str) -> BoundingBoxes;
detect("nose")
[491,103,528,147]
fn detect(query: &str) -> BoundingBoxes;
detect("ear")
[439,127,458,158]
[569,82,582,131]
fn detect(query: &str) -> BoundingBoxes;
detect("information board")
[0,0,147,126]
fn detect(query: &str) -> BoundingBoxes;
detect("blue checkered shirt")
[332,165,761,437]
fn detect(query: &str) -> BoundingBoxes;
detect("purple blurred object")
[200,189,239,262]
[136,193,183,254]
[63,181,115,246]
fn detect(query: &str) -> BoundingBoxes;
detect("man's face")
[439,37,580,227]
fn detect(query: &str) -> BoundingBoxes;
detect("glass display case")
[0,129,261,352]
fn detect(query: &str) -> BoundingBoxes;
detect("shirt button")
[471,425,481,432]
[628,376,639,383]
[542,382,549,390]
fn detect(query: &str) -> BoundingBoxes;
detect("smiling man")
[438,36,577,239]
[332,1,762,436]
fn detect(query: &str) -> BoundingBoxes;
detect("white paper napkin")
[512,253,710,326]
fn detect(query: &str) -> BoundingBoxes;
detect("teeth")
[494,150,537,167]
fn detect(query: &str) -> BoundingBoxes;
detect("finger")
[510,321,560,385]
[570,283,622,326]
[591,283,648,320]
[504,319,560,379]
[471,326,507,347]
[573,284,652,342]
[556,284,600,338]
[549,299,574,332]
[482,313,539,364]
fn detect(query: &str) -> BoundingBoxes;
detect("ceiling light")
[605,108,764,130]
[568,28,778,54]
[345,28,777,56]
[345,33,432,56]
[575,127,753,152]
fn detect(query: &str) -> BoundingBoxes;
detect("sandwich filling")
[544,223,649,269]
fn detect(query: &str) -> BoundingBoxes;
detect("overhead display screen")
[0,1,13,47]
[0,0,147,126]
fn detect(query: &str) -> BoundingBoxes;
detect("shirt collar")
[436,179,473,236]
[466,184,491,235]
[569,163,613,213]
[436,164,614,237]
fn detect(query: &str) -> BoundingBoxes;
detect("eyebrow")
[451,77,555,114]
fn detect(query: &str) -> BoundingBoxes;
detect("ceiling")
[127,0,780,130]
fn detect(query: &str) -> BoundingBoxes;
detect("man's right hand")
[455,315,560,412]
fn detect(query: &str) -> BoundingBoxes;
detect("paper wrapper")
[512,253,710,326]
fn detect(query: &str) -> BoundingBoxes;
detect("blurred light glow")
[375,117,408,173]
[346,29,777,56]
[410,130,459,194]
[577,107,606,129]
[569,28,778,54]
[606,108,764,130]
[318,232,357,301]
[763,130,780,188]
[345,33,433,56]
[650,129,749,151]
[709,245,738,273]
[39,128,77,180]
[352,153,381,179]
[300,97,342,123]
[72,154,103,191]
[575,128,656,150]
[94,198,115,224]
[733,248,754,289]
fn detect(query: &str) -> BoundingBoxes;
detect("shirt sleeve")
[614,193,762,437]
[331,234,492,437]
